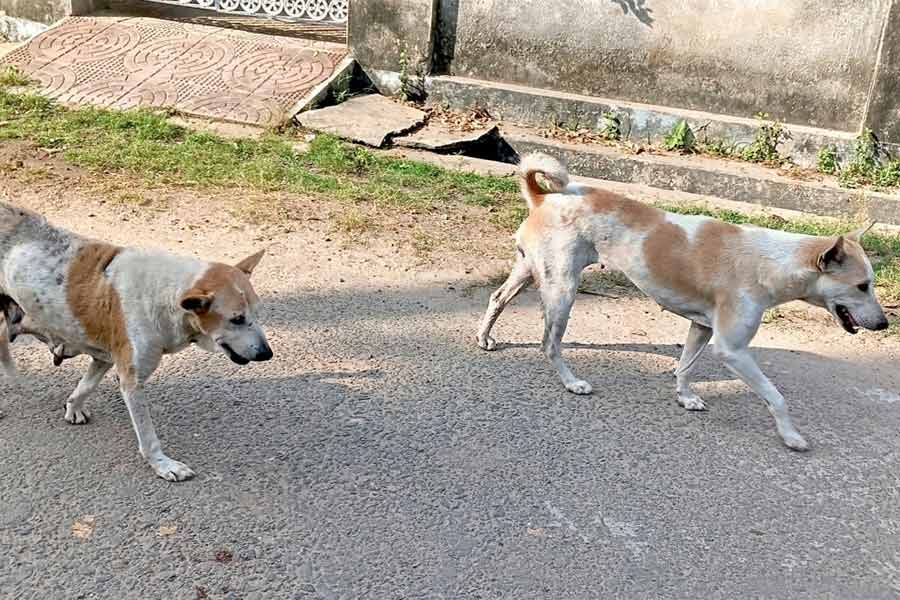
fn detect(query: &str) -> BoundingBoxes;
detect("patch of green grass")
[837,128,900,190]
[876,159,900,188]
[740,113,790,164]
[0,66,31,87]
[330,72,352,105]
[599,111,621,141]
[0,87,520,214]
[696,138,736,158]
[817,145,839,175]
[839,128,880,188]
[662,203,900,302]
[334,208,372,235]
[488,203,528,232]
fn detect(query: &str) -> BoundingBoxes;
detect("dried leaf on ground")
[72,515,96,540]
[424,104,494,133]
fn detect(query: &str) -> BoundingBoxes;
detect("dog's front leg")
[117,360,195,482]
[714,331,808,451]
[0,313,17,378]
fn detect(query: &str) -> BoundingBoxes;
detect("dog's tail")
[519,153,569,210]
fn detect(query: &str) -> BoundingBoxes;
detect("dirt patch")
[0,147,517,270]
[0,140,86,192]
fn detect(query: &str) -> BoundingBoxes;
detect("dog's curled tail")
[519,153,569,210]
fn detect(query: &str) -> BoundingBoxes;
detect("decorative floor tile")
[0,16,349,127]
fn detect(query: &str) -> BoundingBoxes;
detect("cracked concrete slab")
[297,94,426,147]
[394,122,500,152]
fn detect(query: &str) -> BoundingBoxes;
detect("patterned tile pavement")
[0,16,349,127]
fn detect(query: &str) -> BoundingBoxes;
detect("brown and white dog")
[477,154,889,450]
[0,202,273,481]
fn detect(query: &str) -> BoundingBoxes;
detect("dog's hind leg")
[64,358,112,425]
[541,272,592,395]
[476,255,533,351]
[675,321,713,410]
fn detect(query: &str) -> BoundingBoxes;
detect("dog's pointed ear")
[847,221,876,243]
[235,249,265,277]
[817,236,847,272]
[180,291,214,314]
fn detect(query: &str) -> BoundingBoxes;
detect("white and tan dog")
[477,153,889,450]
[0,202,273,480]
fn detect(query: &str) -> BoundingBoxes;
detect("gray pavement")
[1,209,900,600]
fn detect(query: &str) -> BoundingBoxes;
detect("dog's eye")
[858,283,870,293]
[230,315,246,326]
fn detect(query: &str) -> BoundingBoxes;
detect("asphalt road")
[1,200,900,600]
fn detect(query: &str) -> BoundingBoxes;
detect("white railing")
[146,0,348,23]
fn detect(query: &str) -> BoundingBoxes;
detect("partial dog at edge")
[477,153,889,450]
[0,202,273,481]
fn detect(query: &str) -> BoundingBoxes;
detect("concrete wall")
[439,0,890,133]
[350,0,900,143]
[350,0,437,73]
[0,0,106,24]
[867,0,900,142]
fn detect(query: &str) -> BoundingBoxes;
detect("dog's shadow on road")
[486,339,888,388]
[2,334,897,488]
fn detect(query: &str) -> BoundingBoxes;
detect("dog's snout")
[874,317,890,331]
[255,344,273,362]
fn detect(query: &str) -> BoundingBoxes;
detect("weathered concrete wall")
[0,0,106,24]
[69,0,106,16]
[867,0,900,143]
[0,0,66,23]
[439,0,890,133]
[350,0,437,73]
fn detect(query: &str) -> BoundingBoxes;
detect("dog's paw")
[64,404,90,425]
[677,392,707,411]
[565,379,593,395]
[781,430,809,452]
[476,334,497,351]
[151,456,196,482]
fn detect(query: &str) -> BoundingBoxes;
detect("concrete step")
[295,87,900,225]
[383,145,900,235]
[423,75,865,170]
[503,126,900,225]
